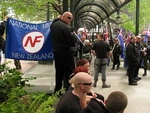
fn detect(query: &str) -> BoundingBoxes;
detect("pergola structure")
[64,0,132,31]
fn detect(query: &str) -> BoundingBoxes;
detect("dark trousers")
[112,54,120,69]
[127,65,138,83]
[53,52,75,93]
[143,56,150,73]
[14,60,21,69]
[134,59,142,78]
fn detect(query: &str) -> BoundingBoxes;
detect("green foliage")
[0,63,58,113]
[0,0,62,21]
[120,0,150,33]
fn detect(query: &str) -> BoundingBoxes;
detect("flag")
[117,28,125,59]
[5,18,54,60]
[104,27,109,43]
[125,32,133,47]
[83,26,87,37]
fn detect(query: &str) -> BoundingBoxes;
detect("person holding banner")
[50,12,77,93]
[0,16,8,64]
[14,59,21,70]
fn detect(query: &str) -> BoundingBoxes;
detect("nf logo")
[23,32,44,53]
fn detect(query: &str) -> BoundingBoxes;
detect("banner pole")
[73,31,84,45]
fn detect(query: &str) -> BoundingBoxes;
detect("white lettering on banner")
[42,22,51,29]
[12,52,54,60]
[23,32,44,53]
[9,19,38,30]
[12,53,25,59]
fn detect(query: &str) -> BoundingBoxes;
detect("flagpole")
[73,31,84,45]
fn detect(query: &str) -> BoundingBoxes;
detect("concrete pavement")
[4,58,150,113]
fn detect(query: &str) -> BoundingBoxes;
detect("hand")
[4,16,8,21]
[96,98,105,105]
[90,90,97,98]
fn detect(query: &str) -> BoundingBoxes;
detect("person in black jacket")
[82,91,128,113]
[56,72,93,113]
[0,16,8,64]
[50,12,77,93]
[126,36,140,85]
[134,36,145,80]
[92,32,111,88]
[143,35,150,76]
[111,38,122,70]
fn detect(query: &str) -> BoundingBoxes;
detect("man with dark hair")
[50,12,77,93]
[111,38,122,70]
[92,32,111,88]
[134,36,144,80]
[143,35,150,76]
[81,91,128,113]
[126,36,140,85]
[105,91,128,113]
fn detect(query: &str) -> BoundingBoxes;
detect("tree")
[120,0,150,33]
[0,0,63,21]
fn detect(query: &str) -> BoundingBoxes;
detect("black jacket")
[81,98,110,113]
[0,21,6,51]
[0,21,6,36]
[50,19,77,53]
[126,42,140,66]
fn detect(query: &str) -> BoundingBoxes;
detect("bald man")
[50,12,77,93]
[56,72,92,113]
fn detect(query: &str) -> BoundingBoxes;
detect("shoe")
[111,68,114,70]
[129,81,137,85]
[137,77,141,79]
[116,68,119,70]
[93,83,97,87]
[143,73,147,76]
[16,67,20,70]
[102,84,111,88]
[134,77,141,81]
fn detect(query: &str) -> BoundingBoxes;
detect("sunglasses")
[67,16,72,20]
[78,82,92,86]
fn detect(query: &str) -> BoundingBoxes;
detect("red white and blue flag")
[83,25,87,37]
[125,31,133,46]
[117,28,125,58]
[104,27,109,43]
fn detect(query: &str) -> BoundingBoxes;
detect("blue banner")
[5,18,53,60]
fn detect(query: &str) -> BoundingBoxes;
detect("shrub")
[0,63,58,113]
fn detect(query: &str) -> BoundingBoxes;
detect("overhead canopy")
[74,0,132,31]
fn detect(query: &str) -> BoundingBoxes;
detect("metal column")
[135,0,140,35]
[63,0,68,12]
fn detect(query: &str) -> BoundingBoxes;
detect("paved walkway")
[4,58,150,113]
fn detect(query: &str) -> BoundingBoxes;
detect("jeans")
[94,58,107,82]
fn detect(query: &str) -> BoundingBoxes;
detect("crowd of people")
[125,35,150,85]
[2,10,150,113]
[50,11,129,113]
